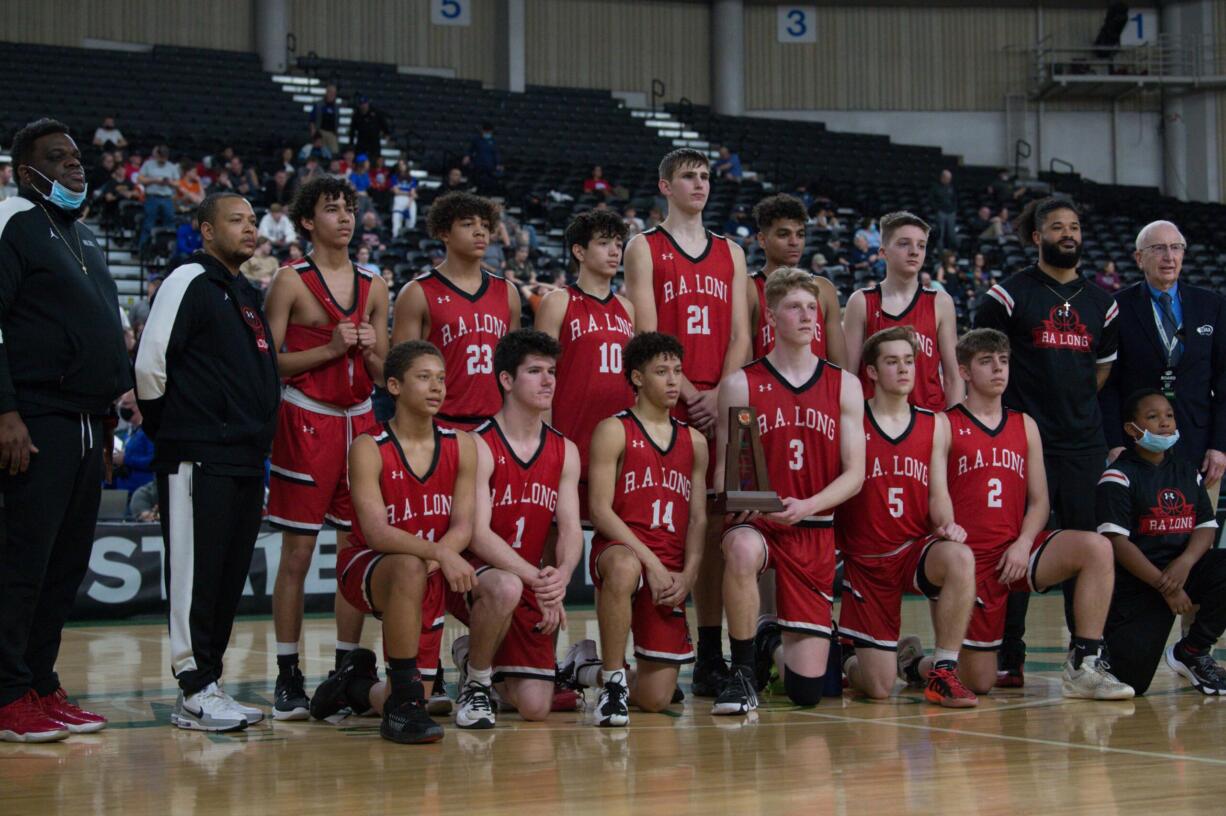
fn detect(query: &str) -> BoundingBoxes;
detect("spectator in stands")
[929,169,958,251]
[920,269,945,294]
[506,244,534,281]
[349,154,372,216]
[855,217,882,250]
[174,213,202,265]
[175,161,204,212]
[263,169,295,208]
[849,232,884,277]
[258,202,297,254]
[350,94,392,160]
[298,155,324,187]
[712,144,743,181]
[0,164,16,202]
[355,209,386,252]
[226,157,260,199]
[723,205,754,244]
[500,207,538,251]
[337,148,356,177]
[298,133,332,164]
[123,150,143,185]
[287,242,305,263]
[92,115,127,149]
[138,145,180,248]
[113,391,153,495]
[129,480,159,522]
[825,236,851,268]
[390,159,417,236]
[969,205,995,239]
[584,165,612,198]
[1095,259,1122,293]
[422,245,446,274]
[368,156,392,211]
[623,205,644,237]
[309,84,341,155]
[355,244,380,279]
[990,168,1025,207]
[463,122,502,194]
[646,207,663,229]
[440,166,467,194]
[934,250,959,290]
[809,252,830,276]
[97,164,140,229]
[241,236,278,289]
[88,152,116,190]
[277,147,296,175]
[128,275,162,332]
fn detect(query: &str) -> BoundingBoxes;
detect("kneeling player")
[716,268,865,713]
[1098,389,1226,695]
[566,332,708,726]
[316,340,479,744]
[837,327,978,707]
[903,329,1132,699]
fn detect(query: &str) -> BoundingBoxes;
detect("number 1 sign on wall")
[777,6,817,45]
[432,0,472,27]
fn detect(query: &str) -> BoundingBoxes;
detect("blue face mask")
[1130,423,1180,453]
[27,166,87,211]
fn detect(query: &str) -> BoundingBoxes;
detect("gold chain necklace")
[36,201,87,275]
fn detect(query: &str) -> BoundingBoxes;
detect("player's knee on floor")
[635,687,674,713]
[721,531,764,577]
[853,669,894,700]
[784,667,824,706]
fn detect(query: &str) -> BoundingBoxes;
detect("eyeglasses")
[1140,243,1187,256]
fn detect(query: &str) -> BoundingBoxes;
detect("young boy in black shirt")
[1097,388,1226,695]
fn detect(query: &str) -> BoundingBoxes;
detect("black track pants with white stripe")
[0,412,103,706]
[157,463,264,695]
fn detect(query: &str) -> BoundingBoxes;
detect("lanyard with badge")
[1153,299,1180,399]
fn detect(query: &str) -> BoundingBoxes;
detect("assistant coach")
[1101,220,1226,508]
[136,191,280,732]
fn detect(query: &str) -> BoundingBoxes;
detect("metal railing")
[1029,32,1223,92]
[1014,138,1031,178]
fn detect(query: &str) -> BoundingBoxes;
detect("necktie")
[1158,291,1182,366]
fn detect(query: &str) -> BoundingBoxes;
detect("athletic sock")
[933,648,959,671]
[730,637,754,671]
[468,665,493,688]
[276,643,299,674]
[335,640,360,669]
[1071,636,1103,669]
[386,656,421,707]
[697,626,723,662]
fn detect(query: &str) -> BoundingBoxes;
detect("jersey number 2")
[987,478,1003,508]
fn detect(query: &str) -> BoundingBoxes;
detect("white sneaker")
[595,669,629,727]
[215,683,265,724]
[451,635,470,691]
[1061,654,1135,700]
[896,635,925,688]
[455,681,495,730]
[171,683,248,732]
[559,639,599,688]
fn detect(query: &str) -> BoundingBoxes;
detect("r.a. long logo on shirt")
[1139,487,1195,535]
[1031,304,1093,352]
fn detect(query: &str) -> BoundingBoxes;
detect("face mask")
[1130,423,1180,453]
[26,166,87,211]
[119,407,135,422]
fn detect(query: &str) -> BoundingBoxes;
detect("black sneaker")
[671,685,685,704]
[711,665,758,715]
[753,622,782,692]
[692,655,731,698]
[310,647,377,720]
[273,667,310,721]
[995,642,1025,689]
[381,695,444,744]
[595,669,630,727]
[1166,643,1226,695]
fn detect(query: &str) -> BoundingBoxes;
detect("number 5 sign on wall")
[432,0,471,27]
[777,6,817,44]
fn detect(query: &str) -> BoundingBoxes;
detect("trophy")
[718,406,785,513]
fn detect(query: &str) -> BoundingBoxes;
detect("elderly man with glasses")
[1102,220,1226,510]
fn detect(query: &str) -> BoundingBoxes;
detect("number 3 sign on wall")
[432,0,472,27]
[777,6,817,44]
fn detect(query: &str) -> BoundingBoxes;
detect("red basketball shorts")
[589,540,695,665]
[725,518,836,638]
[838,535,941,650]
[964,530,1061,651]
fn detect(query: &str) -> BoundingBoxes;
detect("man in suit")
[1102,220,1226,508]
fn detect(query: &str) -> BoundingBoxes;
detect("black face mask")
[119,407,135,422]
[1039,237,1082,270]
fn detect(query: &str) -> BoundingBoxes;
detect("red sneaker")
[39,688,107,733]
[924,667,979,708]
[0,691,70,742]
[995,668,1025,688]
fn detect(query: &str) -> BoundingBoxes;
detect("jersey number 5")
[887,487,904,518]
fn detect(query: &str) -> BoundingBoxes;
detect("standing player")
[836,327,978,707]
[748,194,846,366]
[535,210,635,517]
[843,212,960,411]
[264,176,388,719]
[319,340,477,744]
[715,268,865,713]
[393,191,521,431]
[901,329,1132,699]
[459,330,583,720]
[563,332,708,726]
[625,147,749,695]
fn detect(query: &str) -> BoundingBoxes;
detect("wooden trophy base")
[717,490,785,514]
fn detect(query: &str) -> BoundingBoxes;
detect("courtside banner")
[70,523,596,620]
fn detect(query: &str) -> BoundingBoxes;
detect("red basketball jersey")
[946,405,1030,552]
[474,419,567,569]
[350,422,458,551]
[416,269,512,424]
[593,410,695,571]
[643,227,735,392]
[859,286,944,411]
[744,357,843,517]
[282,259,376,407]
[553,285,635,475]
[837,405,935,555]
[751,269,826,360]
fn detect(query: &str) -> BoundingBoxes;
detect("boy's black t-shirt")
[1096,448,1218,567]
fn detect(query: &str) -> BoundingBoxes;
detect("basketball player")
[456,330,583,721]
[625,147,749,695]
[899,329,1133,699]
[837,326,978,707]
[535,209,635,518]
[843,212,960,411]
[748,194,846,366]
[264,176,388,719]
[318,340,477,743]
[562,332,708,726]
[393,191,521,431]
[715,268,865,713]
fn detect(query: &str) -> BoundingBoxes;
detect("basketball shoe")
[995,642,1025,688]
[1165,642,1226,695]
[382,694,444,745]
[595,669,629,727]
[0,691,70,743]
[712,665,759,715]
[38,688,107,733]
[171,683,248,732]
[455,681,496,730]
[896,635,926,688]
[1061,653,1134,700]
[273,666,310,720]
[215,683,264,724]
[924,666,979,708]
[311,647,378,720]
[557,638,600,689]
[753,621,782,692]
[427,669,454,715]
